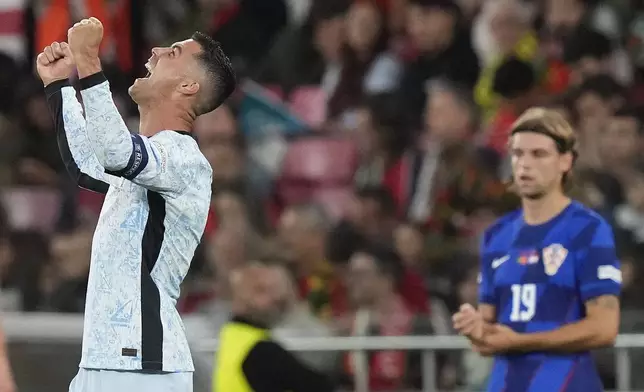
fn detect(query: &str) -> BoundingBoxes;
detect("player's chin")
[519,188,546,200]
[128,82,145,100]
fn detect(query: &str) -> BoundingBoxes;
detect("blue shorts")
[69,368,193,392]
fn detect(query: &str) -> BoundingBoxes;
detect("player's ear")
[178,80,200,96]
[559,151,574,173]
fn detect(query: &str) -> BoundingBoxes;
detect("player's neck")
[522,192,571,225]
[138,103,193,137]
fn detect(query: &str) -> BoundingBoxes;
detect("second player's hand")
[36,41,75,86]
[452,304,484,341]
[68,17,103,59]
[473,324,522,356]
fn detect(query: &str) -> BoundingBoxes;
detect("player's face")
[129,39,203,104]
[510,132,572,199]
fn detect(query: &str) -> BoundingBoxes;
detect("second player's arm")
[510,295,619,352]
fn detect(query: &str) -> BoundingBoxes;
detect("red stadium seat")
[288,86,327,128]
[280,138,357,183]
[277,138,358,205]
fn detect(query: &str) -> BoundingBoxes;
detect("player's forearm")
[78,70,134,171]
[74,53,102,79]
[45,79,109,187]
[515,318,617,352]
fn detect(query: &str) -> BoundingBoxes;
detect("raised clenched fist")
[67,17,104,59]
[36,41,75,86]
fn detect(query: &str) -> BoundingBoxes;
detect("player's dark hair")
[191,32,237,115]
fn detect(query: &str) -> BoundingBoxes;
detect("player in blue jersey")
[453,107,621,392]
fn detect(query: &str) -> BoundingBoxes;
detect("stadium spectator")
[563,25,632,86]
[256,0,350,96]
[326,0,402,124]
[214,261,334,392]
[277,203,345,319]
[573,74,625,169]
[400,0,480,127]
[485,57,541,154]
[353,93,411,209]
[338,244,431,391]
[472,0,538,121]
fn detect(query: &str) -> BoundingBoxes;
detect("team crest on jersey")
[543,243,568,276]
[518,250,539,265]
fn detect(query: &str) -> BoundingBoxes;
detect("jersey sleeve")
[78,72,193,196]
[576,219,622,302]
[44,79,112,194]
[478,235,496,306]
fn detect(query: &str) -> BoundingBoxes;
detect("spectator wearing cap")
[398,0,480,128]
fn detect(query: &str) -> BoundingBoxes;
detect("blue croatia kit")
[479,201,621,392]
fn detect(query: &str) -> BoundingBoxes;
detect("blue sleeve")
[576,219,622,302]
[478,235,496,306]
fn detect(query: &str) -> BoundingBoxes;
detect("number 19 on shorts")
[510,283,536,322]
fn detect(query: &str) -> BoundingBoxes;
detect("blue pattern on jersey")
[479,201,621,392]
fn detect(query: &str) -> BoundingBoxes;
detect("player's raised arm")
[67,19,147,183]
[36,41,110,194]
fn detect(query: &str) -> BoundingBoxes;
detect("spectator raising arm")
[36,41,111,194]
[69,18,195,196]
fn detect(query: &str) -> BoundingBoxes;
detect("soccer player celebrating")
[35,18,235,392]
[453,108,621,391]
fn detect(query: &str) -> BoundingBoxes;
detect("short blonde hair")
[508,107,578,188]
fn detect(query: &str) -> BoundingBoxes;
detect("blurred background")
[4,0,644,390]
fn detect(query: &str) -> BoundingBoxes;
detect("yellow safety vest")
[213,321,270,392]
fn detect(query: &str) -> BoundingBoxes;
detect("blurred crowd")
[5,0,644,390]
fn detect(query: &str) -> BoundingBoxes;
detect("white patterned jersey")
[45,72,212,372]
